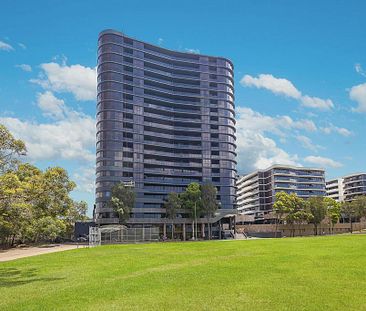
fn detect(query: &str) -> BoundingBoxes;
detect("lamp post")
[194,201,197,240]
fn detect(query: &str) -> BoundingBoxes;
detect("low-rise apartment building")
[342,173,366,201]
[326,173,366,202]
[237,165,326,223]
[325,178,344,202]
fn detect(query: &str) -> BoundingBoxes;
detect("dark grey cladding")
[95,30,237,225]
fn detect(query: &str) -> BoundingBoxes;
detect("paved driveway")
[0,244,83,262]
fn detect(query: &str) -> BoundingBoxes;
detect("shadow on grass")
[0,267,64,288]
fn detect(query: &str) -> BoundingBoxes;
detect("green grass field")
[1,235,366,311]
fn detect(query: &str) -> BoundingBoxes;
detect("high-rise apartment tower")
[95,30,237,228]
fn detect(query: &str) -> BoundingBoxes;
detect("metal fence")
[89,225,160,246]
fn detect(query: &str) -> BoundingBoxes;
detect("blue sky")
[1,0,366,214]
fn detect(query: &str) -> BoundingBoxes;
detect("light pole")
[194,201,197,240]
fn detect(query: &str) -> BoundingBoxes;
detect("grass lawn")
[1,235,365,311]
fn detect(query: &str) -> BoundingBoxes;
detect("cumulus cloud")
[0,115,95,163]
[300,95,334,110]
[321,124,352,137]
[0,40,14,51]
[0,92,95,162]
[73,166,95,193]
[15,64,32,72]
[236,130,299,173]
[304,156,342,168]
[350,83,366,113]
[37,91,67,120]
[241,73,334,110]
[31,62,96,101]
[235,107,302,173]
[296,135,322,152]
[241,74,301,98]
[236,107,317,136]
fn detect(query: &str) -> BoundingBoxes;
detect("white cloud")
[236,107,301,173]
[241,74,301,98]
[18,43,26,50]
[241,73,334,110]
[300,95,334,110]
[321,124,352,137]
[304,156,342,168]
[0,92,95,162]
[350,83,366,113]
[15,64,32,72]
[355,63,366,77]
[293,119,317,132]
[73,166,95,193]
[31,62,96,101]
[296,135,321,152]
[236,130,299,173]
[37,91,67,120]
[185,48,200,54]
[0,40,14,51]
[157,38,164,45]
[236,107,316,136]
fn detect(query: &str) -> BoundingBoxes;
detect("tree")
[324,197,341,234]
[31,216,66,242]
[273,192,292,237]
[200,183,219,239]
[0,170,31,246]
[308,196,327,235]
[352,196,366,227]
[273,192,311,237]
[288,200,313,237]
[64,201,88,239]
[341,201,357,233]
[108,183,135,224]
[181,182,201,240]
[164,192,181,239]
[0,125,88,247]
[0,124,26,173]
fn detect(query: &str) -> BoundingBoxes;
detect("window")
[124,47,133,54]
[123,56,133,64]
[123,151,133,158]
[124,37,133,45]
[123,132,133,139]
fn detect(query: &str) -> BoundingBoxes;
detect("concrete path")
[0,244,82,262]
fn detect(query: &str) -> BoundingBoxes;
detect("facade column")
[201,223,205,239]
[183,223,186,241]
[192,221,195,240]
[163,223,166,237]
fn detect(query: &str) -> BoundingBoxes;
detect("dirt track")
[0,244,83,262]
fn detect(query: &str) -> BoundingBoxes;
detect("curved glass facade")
[95,30,237,225]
